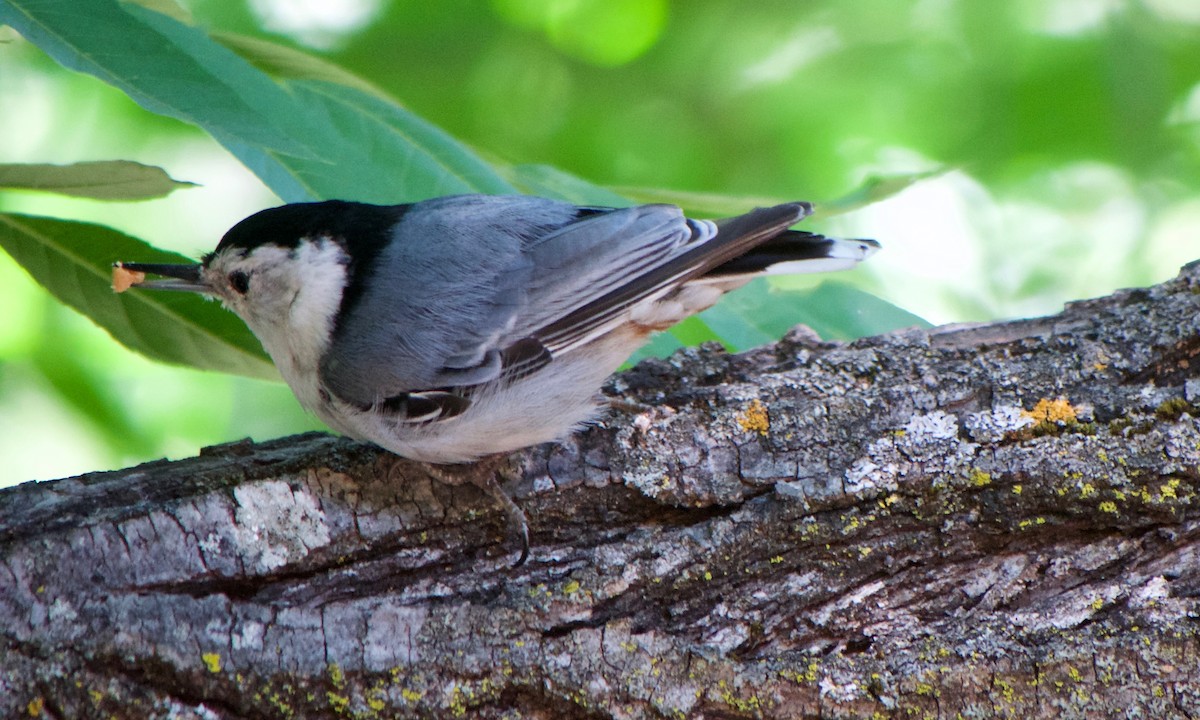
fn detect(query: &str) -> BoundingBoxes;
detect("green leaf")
[267,80,517,203]
[0,0,515,203]
[213,31,390,101]
[626,331,684,365]
[0,161,196,201]
[123,0,193,24]
[0,213,277,379]
[707,279,930,344]
[608,186,793,217]
[667,315,724,347]
[506,164,632,206]
[0,0,312,158]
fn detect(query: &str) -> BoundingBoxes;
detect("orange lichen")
[1022,397,1078,424]
[737,399,770,436]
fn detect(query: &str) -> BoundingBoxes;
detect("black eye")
[228,270,250,294]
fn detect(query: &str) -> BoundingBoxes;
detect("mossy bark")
[3,262,1199,719]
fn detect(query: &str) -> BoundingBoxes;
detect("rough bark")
[3,261,1200,720]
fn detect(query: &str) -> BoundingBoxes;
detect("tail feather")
[705,230,880,279]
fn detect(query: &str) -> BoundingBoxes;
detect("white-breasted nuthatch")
[118,194,878,560]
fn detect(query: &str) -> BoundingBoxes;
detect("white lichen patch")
[652,681,700,718]
[47,597,77,623]
[1163,419,1200,461]
[1130,576,1170,608]
[1185,378,1200,403]
[844,411,980,495]
[702,622,750,654]
[843,456,899,495]
[232,480,331,572]
[964,405,1034,442]
[959,564,1005,601]
[230,620,265,651]
[819,675,863,702]
[646,543,695,579]
[902,410,960,441]
[809,580,885,626]
[779,571,821,597]
[197,533,223,557]
[959,555,1029,604]
[162,700,223,720]
[623,469,663,500]
[1010,583,1123,631]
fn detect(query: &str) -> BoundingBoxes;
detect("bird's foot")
[424,456,529,567]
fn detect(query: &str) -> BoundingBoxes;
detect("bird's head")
[116,201,404,370]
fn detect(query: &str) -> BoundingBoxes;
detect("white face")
[202,239,349,387]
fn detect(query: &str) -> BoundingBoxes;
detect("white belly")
[305,327,642,463]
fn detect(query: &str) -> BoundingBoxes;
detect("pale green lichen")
[969,469,992,487]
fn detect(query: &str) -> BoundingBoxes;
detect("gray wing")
[318,195,699,411]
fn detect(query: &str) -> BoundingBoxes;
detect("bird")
[117,194,879,562]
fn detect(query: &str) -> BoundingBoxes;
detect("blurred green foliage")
[1,0,1198,485]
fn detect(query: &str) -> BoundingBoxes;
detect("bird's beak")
[114,262,212,293]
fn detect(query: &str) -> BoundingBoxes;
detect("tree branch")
[4,262,1200,719]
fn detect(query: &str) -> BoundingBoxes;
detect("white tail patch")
[819,236,881,260]
[692,237,879,284]
[757,256,862,276]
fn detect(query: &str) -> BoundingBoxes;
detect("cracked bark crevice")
[3,261,1200,719]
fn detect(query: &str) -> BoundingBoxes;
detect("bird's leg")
[424,455,530,567]
[474,468,530,568]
